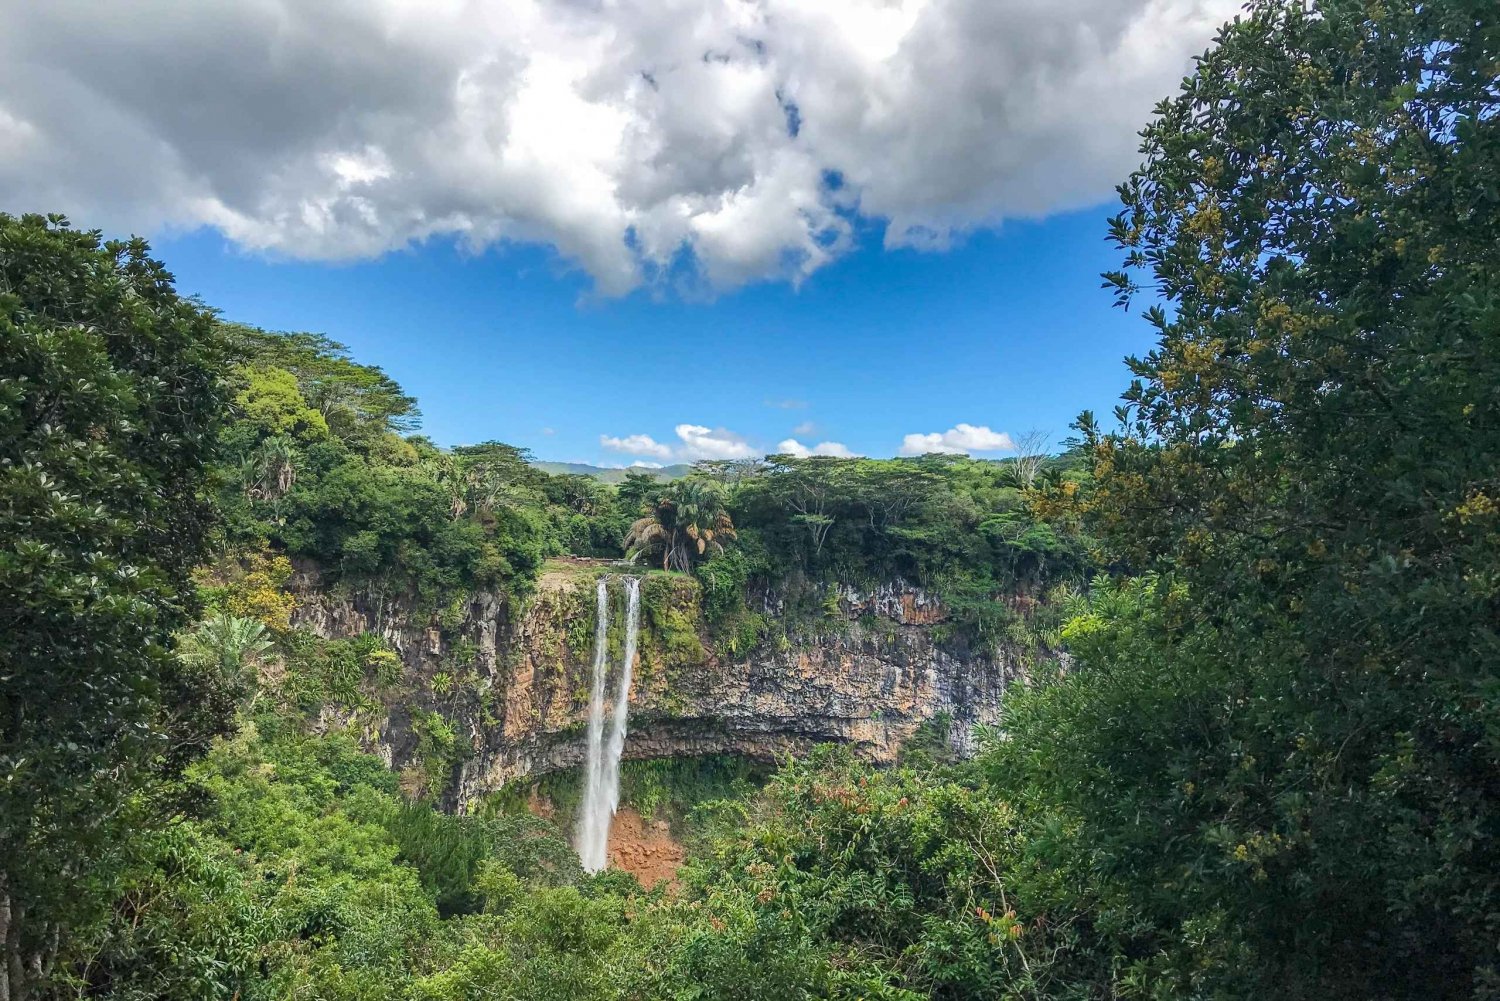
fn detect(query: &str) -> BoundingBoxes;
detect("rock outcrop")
[290,561,1023,810]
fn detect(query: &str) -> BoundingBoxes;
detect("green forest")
[2,2,1498,998]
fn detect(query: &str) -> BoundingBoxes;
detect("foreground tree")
[1023,2,1500,996]
[0,215,229,999]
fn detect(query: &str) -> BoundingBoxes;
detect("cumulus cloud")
[675,424,759,460]
[601,423,758,462]
[791,420,818,436]
[777,438,859,459]
[599,433,675,460]
[0,0,1236,293]
[899,423,1015,456]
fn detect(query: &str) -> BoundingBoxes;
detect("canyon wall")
[290,560,1023,811]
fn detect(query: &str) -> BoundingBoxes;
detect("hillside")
[530,460,693,482]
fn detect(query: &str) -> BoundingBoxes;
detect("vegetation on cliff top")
[216,318,1080,647]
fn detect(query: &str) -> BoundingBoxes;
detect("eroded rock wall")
[289,563,1021,810]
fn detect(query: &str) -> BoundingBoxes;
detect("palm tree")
[423,455,469,519]
[243,437,298,505]
[186,614,274,679]
[625,478,737,571]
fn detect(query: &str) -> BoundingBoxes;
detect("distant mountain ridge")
[530,460,692,483]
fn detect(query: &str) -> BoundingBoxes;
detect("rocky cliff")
[290,559,1023,811]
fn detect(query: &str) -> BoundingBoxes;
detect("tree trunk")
[1,879,23,1001]
[0,875,53,1001]
[0,883,10,1001]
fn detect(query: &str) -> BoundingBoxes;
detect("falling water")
[600,577,641,851]
[575,577,612,871]
[575,576,641,872]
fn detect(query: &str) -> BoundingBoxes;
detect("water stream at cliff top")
[575,576,641,872]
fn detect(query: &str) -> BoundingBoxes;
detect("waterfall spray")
[575,577,612,871]
[576,576,641,872]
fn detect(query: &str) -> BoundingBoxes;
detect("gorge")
[288,558,1025,825]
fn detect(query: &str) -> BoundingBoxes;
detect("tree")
[222,324,420,441]
[774,457,841,559]
[1025,2,1500,994]
[691,458,767,486]
[616,471,662,517]
[233,366,329,441]
[0,214,229,999]
[1007,429,1050,489]
[625,478,737,571]
[183,615,273,681]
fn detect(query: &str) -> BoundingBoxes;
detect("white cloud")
[778,438,859,459]
[600,433,675,460]
[601,423,757,462]
[791,420,818,436]
[674,424,758,461]
[766,399,810,410]
[0,0,1237,294]
[899,423,1015,456]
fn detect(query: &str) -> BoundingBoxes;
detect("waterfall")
[575,578,612,871]
[600,577,641,852]
[575,576,641,872]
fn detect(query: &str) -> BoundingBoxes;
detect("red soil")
[606,806,684,890]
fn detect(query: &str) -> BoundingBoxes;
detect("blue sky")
[156,204,1148,464]
[1,0,1231,464]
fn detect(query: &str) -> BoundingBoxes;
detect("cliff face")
[290,561,1022,810]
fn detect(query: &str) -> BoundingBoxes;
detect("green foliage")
[195,549,298,631]
[639,574,706,669]
[234,365,330,441]
[485,769,588,832]
[617,756,770,833]
[180,614,273,685]
[662,746,1048,1000]
[276,446,548,608]
[543,474,633,557]
[222,324,421,444]
[693,546,760,622]
[615,470,662,517]
[55,725,591,1000]
[1021,1,1500,995]
[272,629,402,712]
[408,886,627,1001]
[562,582,601,658]
[722,611,769,657]
[410,710,464,799]
[367,648,404,689]
[214,337,639,610]
[0,213,232,997]
[694,545,779,655]
[729,454,1090,640]
[384,803,581,917]
[626,477,738,572]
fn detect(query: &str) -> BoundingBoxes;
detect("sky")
[153,207,1145,464]
[0,0,1238,464]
